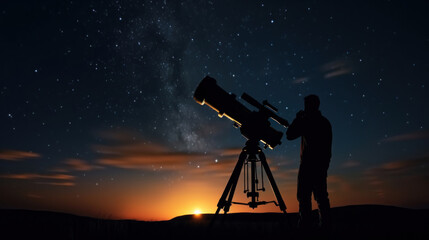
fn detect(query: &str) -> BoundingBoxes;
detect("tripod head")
[231,140,276,209]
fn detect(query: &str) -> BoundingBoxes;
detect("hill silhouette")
[1,205,428,239]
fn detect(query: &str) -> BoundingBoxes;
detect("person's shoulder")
[319,114,331,126]
[321,115,329,121]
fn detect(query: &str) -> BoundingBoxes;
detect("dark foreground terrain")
[1,205,428,240]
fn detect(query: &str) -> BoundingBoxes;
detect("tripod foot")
[208,207,221,229]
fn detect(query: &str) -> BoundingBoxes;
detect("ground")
[1,205,428,240]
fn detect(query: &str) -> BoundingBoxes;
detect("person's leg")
[297,165,312,229]
[313,170,331,229]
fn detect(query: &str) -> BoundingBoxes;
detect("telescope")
[194,76,290,224]
[193,76,289,149]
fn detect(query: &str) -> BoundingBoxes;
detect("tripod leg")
[259,151,287,213]
[209,150,247,229]
[224,166,241,213]
[215,150,247,213]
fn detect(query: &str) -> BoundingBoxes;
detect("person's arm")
[286,111,304,140]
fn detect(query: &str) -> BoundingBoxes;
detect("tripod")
[212,139,287,222]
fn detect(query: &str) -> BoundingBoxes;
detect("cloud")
[94,140,208,171]
[0,173,76,187]
[364,156,429,201]
[94,129,288,181]
[292,77,309,84]
[35,182,75,186]
[0,173,75,180]
[323,68,352,79]
[320,59,353,79]
[216,148,243,157]
[95,144,240,175]
[291,59,354,84]
[62,158,102,171]
[97,150,204,171]
[365,156,429,190]
[94,130,221,171]
[0,149,40,161]
[342,160,360,168]
[382,130,429,142]
[327,174,353,193]
[367,157,429,175]
[93,130,262,181]
[27,193,43,199]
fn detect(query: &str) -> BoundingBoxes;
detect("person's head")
[304,94,320,112]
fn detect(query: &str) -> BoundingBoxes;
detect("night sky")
[1,0,428,221]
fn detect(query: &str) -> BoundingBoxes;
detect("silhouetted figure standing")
[286,95,332,230]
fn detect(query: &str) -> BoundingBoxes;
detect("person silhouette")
[286,94,332,230]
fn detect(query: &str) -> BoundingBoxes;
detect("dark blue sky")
[1,0,428,220]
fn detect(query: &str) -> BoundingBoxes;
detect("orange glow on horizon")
[113,175,301,221]
[2,169,418,221]
[2,131,427,222]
